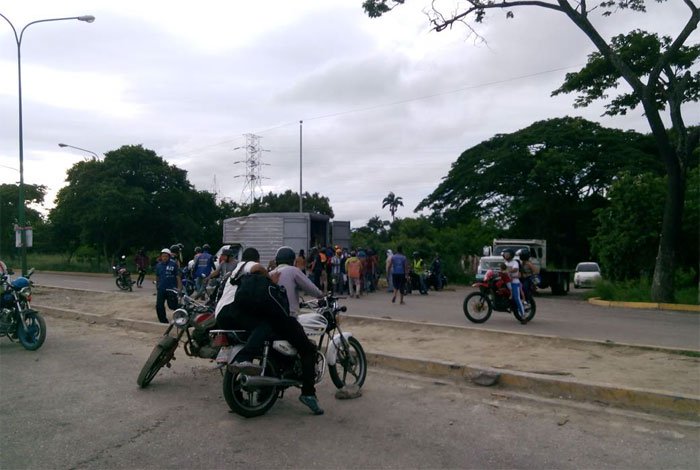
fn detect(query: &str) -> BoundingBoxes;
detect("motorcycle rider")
[410,251,428,295]
[271,246,324,317]
[217,247,325,415]
[502,248,526,324]
[516,248,540,304]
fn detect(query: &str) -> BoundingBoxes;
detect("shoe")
[229,361,262,376]
[400,300,405,305]
[299,395,324,415]
[391,297,395,303]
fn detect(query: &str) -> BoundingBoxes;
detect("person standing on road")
[154,248,182,324]
[193,244,215,299]
[389,246,409,305]
[345,251,362,298]
[134,248,149,288]
[385,249,394,292]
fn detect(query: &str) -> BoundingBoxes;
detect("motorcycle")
[0,268,47,350]
[425,270,447,291]
[113,263,135,292]
[136,290,219,388]
[463,269,536,324]
[212,293,367,418]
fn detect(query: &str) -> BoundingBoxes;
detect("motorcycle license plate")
[216,346,234,364]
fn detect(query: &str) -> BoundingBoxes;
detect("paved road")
[1,317,698,469]
[32,271,700,350]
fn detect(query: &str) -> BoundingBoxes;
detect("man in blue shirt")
[155,248,182,323]
[194,244,215,299]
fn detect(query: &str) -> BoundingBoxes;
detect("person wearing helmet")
[272,246,323,317]
[269,246,325,414]
[205,248,238,294]
[154,248,182,323]
[502,248,526,323]
[517,248,539,304]
[193,244,215,299]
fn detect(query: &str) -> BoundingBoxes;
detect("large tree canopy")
[234,190,334,218]
[364,0,700,301]
[49,145,220,261]
[416,117,661,266]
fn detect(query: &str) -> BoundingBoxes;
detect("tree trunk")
[651,160,684,302]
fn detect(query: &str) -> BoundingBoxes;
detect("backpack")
[230,263,289,319]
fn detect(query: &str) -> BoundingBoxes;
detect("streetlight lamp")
[0,13,95,275]
[58,143,100,159]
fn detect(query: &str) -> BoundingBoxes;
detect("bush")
[591,277,699,305]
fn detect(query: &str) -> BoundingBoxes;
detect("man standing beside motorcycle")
[431,253,443,291]
[410,252,428,295]
[193,244,215,299]
[155,248,182,324]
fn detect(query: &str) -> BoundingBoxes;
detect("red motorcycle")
[463,270,536,324]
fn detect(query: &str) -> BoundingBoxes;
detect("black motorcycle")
[425,270,447,291]
[137,290,219,388]
[113,263,135,291]
[0,268,46,350]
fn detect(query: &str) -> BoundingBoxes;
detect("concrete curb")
[37,304,700,420]
[588,297,700,313]
[367,353,700,420]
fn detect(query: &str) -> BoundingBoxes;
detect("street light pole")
[299,120,303,213]
[0,13,95,275]
[58,143,100,159]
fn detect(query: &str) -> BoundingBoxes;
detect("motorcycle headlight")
[19,286,32,299]
[172,308,189,328]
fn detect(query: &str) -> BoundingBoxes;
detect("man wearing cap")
[155,248,182,323]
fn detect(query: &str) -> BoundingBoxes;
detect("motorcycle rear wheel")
[18,311,46,351]
[329,336,367,389]
[137,336,178,388]
[223,356,279,418]
[116,277,131,291]
[463,292,493,323]
[515,297,537,324]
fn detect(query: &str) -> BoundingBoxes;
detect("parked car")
[574,262,602,288]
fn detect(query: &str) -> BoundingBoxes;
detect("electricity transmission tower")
[234,134,269,205]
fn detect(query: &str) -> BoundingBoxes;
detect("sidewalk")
[31,285,700,420]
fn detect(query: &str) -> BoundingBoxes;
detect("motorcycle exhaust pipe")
[240,375,301,389]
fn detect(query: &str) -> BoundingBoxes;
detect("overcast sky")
[1,1,697,230]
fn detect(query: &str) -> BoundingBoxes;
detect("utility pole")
[234,134,269,205]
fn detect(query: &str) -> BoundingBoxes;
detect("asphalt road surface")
[1,317,698,469]
[32,271,700,350]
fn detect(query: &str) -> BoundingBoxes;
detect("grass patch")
[4,253,112,274]
[590,277,699,306]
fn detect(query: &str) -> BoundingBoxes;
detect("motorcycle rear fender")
[326,332,353,366]
[226,344,246,364]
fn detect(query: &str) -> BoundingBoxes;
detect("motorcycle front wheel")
[18,311,46,351]
[223,356,279,418]
[463,292,493,323]
[329,336,367,389]
[116,276,131,291]
[137,336,178,388]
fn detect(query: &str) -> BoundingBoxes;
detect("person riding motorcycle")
[216,247,325,415]
[502,248,526,323]
[410,251,428,295]
[516,248,539,303]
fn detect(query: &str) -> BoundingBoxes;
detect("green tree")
[363,0,700,301]
[49,145,219,265]
[416,117,659,267]
[237,190,334,218]
[0,183,47,261]
[382,192,404,221]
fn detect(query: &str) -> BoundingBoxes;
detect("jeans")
[155,289,178,323]
[511,282,525,318]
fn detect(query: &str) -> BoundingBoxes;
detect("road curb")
[588,297,700,313]
[36,304,700,420]
[366,353,700,420]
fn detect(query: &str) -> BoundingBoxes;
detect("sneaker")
[299,395,324,415]
[229,361,262,376]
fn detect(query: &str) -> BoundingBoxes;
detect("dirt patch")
[31,286,700,397]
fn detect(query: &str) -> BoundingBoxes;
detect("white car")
[574,262,602,288]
